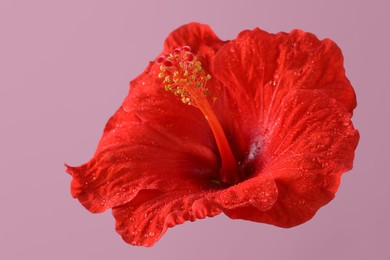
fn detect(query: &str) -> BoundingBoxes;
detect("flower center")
[157,46,240,185]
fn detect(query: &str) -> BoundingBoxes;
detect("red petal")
[67,24,225,214]
[212,28,357,163]
[67,65,217,213]
[163,22,227,65]
[224,90,359,226]
[214,172,278,211]
[112,170,278,247]
[113,188,223,247]
[215,28,356,114]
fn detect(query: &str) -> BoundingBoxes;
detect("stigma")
[156,46,211,106]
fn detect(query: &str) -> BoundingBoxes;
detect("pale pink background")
[1,0,388,259]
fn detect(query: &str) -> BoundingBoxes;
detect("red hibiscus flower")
[67,23,359,247]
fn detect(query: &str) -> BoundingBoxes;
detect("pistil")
[157,46,240,185]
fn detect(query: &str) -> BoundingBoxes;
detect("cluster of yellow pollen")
[157,46,211,106]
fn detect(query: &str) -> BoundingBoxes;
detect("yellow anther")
[157,47,211,107]
[182,97,191,104]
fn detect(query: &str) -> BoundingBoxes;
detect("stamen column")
[157,46,240,185]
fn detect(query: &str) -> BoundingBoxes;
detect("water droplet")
[291,42,296,49]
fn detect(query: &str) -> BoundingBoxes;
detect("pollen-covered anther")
[156,46,211,106]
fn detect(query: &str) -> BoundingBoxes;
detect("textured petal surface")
[163,22,227,70]
[224,90,359,226]
[112,166,278,247]
[67,23,225,213]
[113,188,222,247]
[212,28,357,165]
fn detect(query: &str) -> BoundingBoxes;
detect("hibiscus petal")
[112,170,278,247]
[224,90,359,226]
[212,28,357,163]
[215,28,356,114]
[67,65,218,213]
[67,23,226,214]
[112,188,224,247]
[214,172,278,211]
[163,22,227,67]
